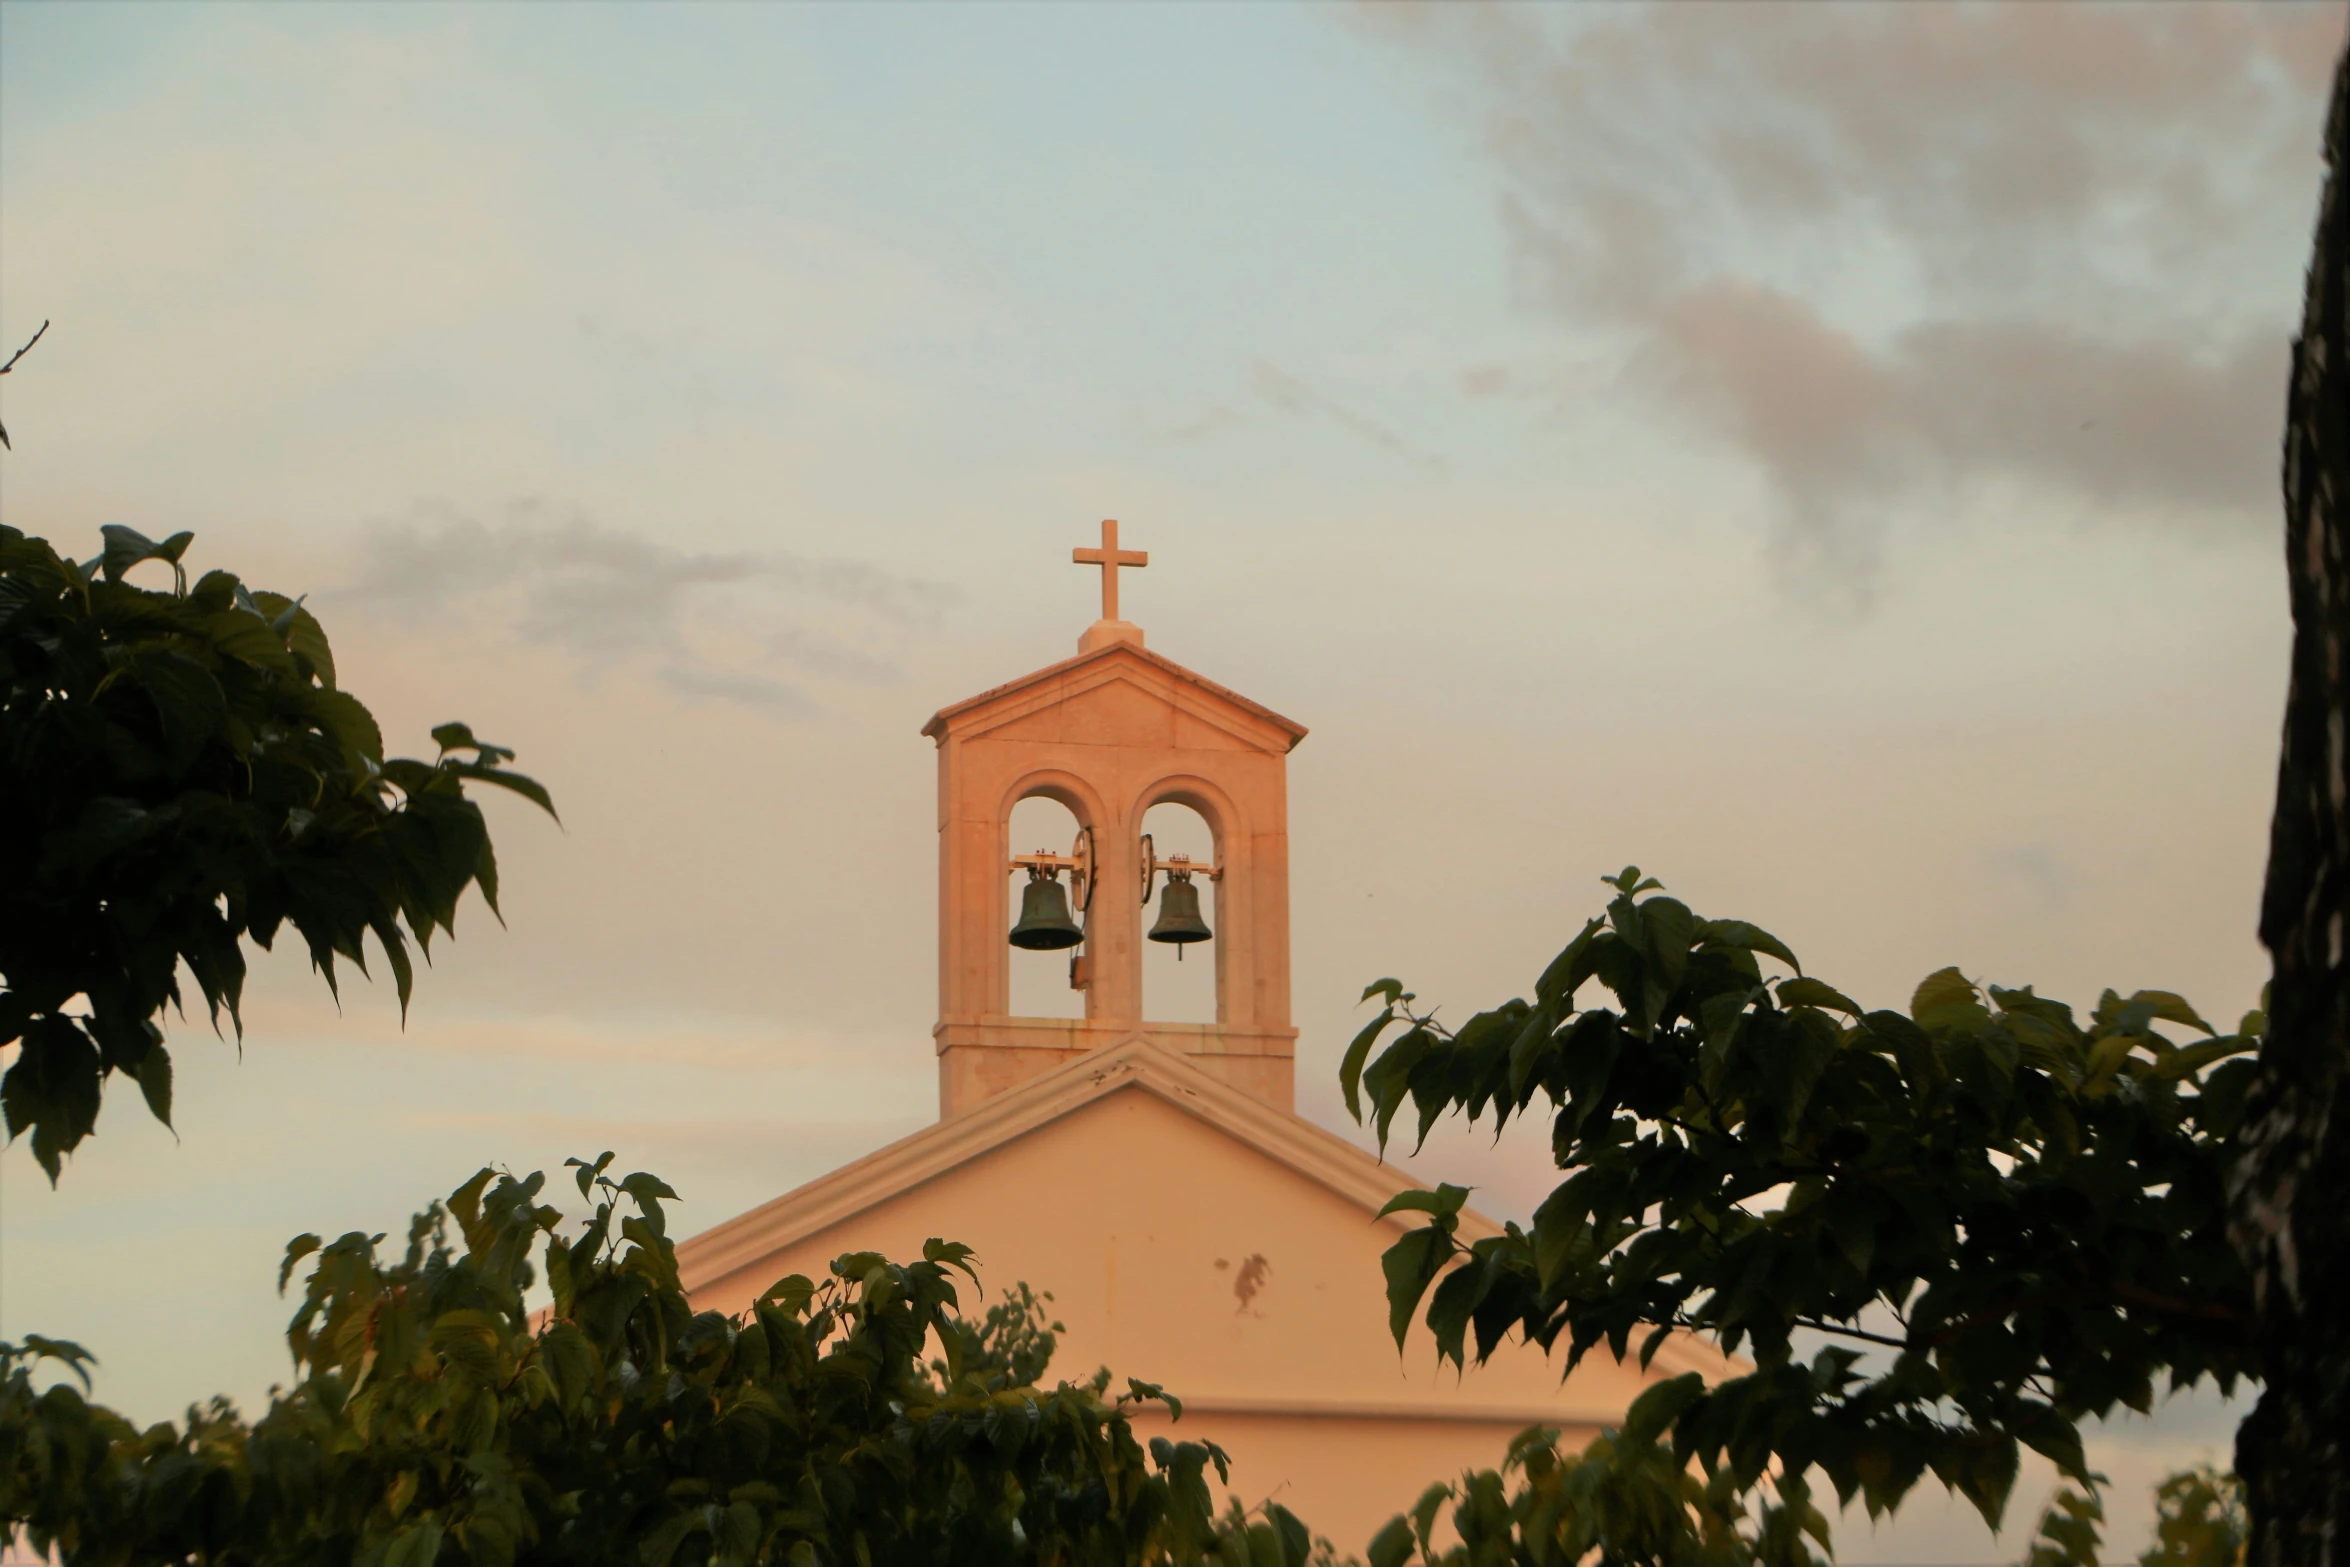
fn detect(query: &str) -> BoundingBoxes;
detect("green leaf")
[433,721,516,765]
[1641,896,1697,992]
[2011,1400,2089,1483]
[99,524,192,583]
[1622,1371,1705,1444]
[639,1508,709,1567]
[134,1043,173,1129]
[17,1335,97,1389]
[1698,918,1802,974]
[305,688,385,765]
[1911,967,1988,1030]
[540,1322,600,1407]
[1377,1182,1470,1224]
[1340,1005,1395,1123]
[383,1521,446,1567]
[278,1233,321,1294]
[130,646,229,764]
[444,758,559,821]
[1126,1377,1182,1419]
[1367,1516,1418,1567]
[1380,1227,1452,1351]
[1778,976,1863,1015]
[2121,989,2216,1037]
[1534,917,1606,1008]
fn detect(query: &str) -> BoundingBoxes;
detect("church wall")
[686,1085,1667,1551]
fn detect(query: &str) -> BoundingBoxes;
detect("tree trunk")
[2237,37,2350,1567]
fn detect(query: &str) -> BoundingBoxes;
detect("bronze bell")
[1148,871,1212,954]
[1010,868,1084,950]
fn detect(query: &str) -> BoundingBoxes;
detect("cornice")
[920,643,1308,752]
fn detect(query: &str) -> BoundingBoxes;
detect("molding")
[962,662,1283,757]
[933,1018,1299,1058]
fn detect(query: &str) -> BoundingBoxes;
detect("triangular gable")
[921,643,1308,755]
[674,1037,1738,1384]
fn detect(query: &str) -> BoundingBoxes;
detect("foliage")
[2013,1467,2245,1567]
[2017,1483,2103,1567]
[2140,1468,2248,1567]
[1364,1414,1830,1567]
[0,523,555,1179]
[0,1154,1322,1567]
[1343,867,2260,1531]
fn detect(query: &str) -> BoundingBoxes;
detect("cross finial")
[1073,519,1147,628]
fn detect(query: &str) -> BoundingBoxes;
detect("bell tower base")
[936,1019,1297,1118]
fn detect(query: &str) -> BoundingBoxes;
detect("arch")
[1131,772,1257,1028]
[1131,770,1248,853]
[1006,795,1087,1020]
[1139,797,1218,1024]
[991,768,1119,1024]
[999,767,1113,834]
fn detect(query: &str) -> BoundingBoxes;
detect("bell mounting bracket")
[1138,833,1223,903]
[1009,827,1095,913]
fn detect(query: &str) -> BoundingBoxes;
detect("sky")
[1,1,2343,1558]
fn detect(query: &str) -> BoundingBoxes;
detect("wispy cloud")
[1364,2,2342,585]
[346,500,951,712]
[1250,360,1448,472]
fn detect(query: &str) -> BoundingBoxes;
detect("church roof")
[673,1035,1733,1385]
[920,642,1308,751]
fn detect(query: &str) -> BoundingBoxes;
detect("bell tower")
[922,522,1307,1117]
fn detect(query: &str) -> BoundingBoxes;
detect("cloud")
[1645,280,2288,571]
[347,500,951,712]
[1250,360,1448,472]
[1363,2,2343,580]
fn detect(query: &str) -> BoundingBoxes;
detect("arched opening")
[1007,794,1086,1019]
[1140,799,1217,1024]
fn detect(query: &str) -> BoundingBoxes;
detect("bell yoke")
[1009,833,1218,954]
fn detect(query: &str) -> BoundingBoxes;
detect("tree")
[2229,33,2350,1563]
[1343,866,2260,1532]
[1,524,555,1179]
[0,1156,1324,1567]
[1357,35,2350,1563]
[1365,1420,1831,1567]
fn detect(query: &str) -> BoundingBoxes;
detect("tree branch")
[0,320,48,377]
[1791,1316,1910,1349]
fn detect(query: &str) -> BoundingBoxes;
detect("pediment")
[674,1037,1740,1390]
[923,644,1306,756]
[980,672,1255,752]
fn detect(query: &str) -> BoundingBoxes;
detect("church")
[675,522,1736,1551]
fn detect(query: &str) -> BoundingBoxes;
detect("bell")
[1148,873,1212,950]
[1009,870,1084,950]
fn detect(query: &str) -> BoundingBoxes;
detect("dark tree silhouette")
[2235,36,2350,1567]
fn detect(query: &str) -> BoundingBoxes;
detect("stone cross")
[1073,519,1147,624]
